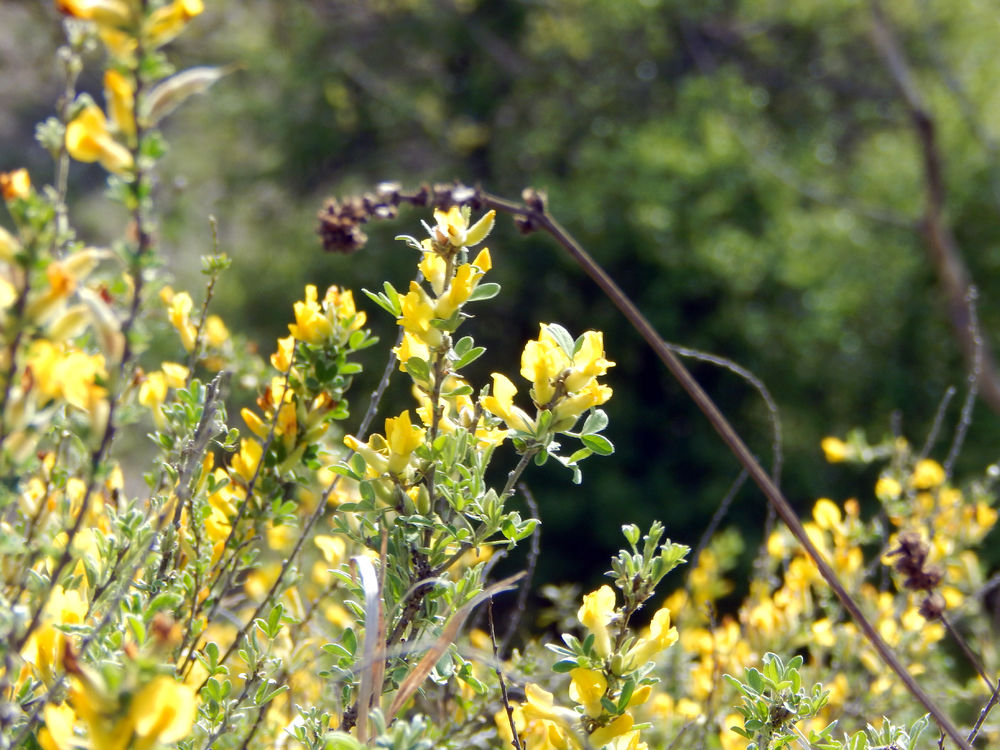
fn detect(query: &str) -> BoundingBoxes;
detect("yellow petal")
[129,676,196,742]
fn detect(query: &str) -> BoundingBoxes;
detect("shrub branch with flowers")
[3,5,1000,750]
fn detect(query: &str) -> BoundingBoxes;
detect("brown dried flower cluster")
[316,182,485,253]
[885,530,945,619]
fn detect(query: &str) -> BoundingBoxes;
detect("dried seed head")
[919,591,946,620]
[317,198,370,254]
[886,530,943,592]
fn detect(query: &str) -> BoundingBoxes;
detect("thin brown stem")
[489,599,523,750]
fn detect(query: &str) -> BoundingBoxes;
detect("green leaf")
[394,234,424,252]
[453,345,485,370]
[617,679,636,711]
[342,627,358,654]
[544,323,575,358]
[552,659,579,673]
[581,434,614,455]
[329,463,361,481]
[467,282,500,302]
[581,409,609,434]
[403,356,430,382]
[362,287,400,317]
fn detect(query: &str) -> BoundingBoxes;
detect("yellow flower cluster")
[411,377,508,448]
[344,410,426,479]
[394,206,495,375]
[483,325,614,434]
[59,0,205,173]
[57,0,203,54]
[159,285,229,355]
[40,673,196,750]
[287,283,365,347]
[499,585,678,749]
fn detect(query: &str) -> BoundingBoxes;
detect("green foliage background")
[3,0,999,588]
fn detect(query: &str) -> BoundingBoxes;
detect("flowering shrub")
[2,5,1000,750]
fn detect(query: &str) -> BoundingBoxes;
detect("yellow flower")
[910,459,946,490]
[241,407,268,439]
[289,284,333,344]
[144,0,204,48]
[277,400,297,452]
[394,331,430,373]
[344,411,425,477]
[0,224,19,263]
[766,530,787,559]
[204,314,229,347]
[0,168,30,200]
[432,207,495,249]
[552,378,612,428]
[161,361,189,387]
[418,246,449,295]
[165,290,197,352]
[624,605,678,667]
[517,683,580,743]
[103,69,135,139]
[812,498,842,531]
[324,285,366,332]
[820,436,849,463]
[434,248,493,318]
[129,676,197,747]
[231,437,263,483]
[397,280,439,346]
[98,26,138,61]
[384,410,425,474]
[26,341,107,412]
[519,325,614,429]
[481,372,535,433]
[39,702,78,750]
[566,331,614,392]
[139,370,168,426]
[65,105,134,175]
[271,334,295,371]
[55,0,134,28]
[578,585,616,659]
[288,285,364,346]
[314,534,347,565]
[811,617,836,647]
[589,714,634,748]
[521,329,564,405]
[20,586,88,685]
[875,476,902,501]
[569,668,607,717]
[0,276,15,312]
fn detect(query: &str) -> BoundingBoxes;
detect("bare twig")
[870,0,1000,416]
[944,287,982,478]
[667,343,783,485]
[918,385,956,461]
[490,599,523,750]
[689,468,749,574]
[968,679,1000,745]
[499,481,541,657]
